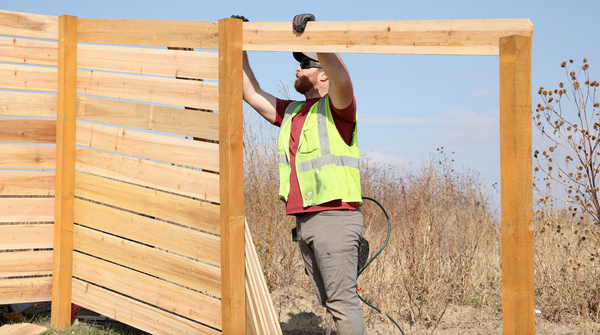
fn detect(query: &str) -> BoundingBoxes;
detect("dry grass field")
[243,116,600,334]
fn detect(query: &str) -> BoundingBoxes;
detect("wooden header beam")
[243,19,533,56]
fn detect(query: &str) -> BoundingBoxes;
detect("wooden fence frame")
[0,12,534,334]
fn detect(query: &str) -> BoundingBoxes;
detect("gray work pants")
[296,209,368,335]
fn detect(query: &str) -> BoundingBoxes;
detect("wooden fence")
[0,9,535,335]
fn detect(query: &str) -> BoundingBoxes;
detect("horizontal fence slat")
[0,118,56,143]
[0,171,55,196]
[0,63,57,92]
[0,199,54,224]
[74,199,220,266]
[72,278,221,335]
[76,69,219,111]
[77,18,218,50]
[0,91,57,117]
[73,252,221,329]
[0,277,52,304]
[243,19,534,55]
[77,96,219,141]
[0,36,57,66]
[0,10,58,40]
[75,148,219,202]
[0,144,56,169]
[78,44,218,80]
[0,223,53,249]
[73,225,221,298]
[0,250,53,277]
[74,172,219,235]
[75,121,219,172]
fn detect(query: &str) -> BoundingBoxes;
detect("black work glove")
[293,14,315,33]
[231,15,249,22]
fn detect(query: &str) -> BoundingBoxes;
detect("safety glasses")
[299,59,322,70]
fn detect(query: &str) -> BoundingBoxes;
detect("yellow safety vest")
[278,95,362,207]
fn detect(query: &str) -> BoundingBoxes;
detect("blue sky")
[4,0,600,187]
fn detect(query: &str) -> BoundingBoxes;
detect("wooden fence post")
[51,14,77,329]
[218,17,246,334]
[499,35,534,335]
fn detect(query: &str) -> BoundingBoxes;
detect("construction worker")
[237,14,368,335]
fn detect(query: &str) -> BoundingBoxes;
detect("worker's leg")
[297,210,368,335]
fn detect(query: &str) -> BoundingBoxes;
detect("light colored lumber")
[0,92,57,118]
[0,36,57,66]
[0,10,58,40]
[74,172,220,234]
[499,35,534,335]
[76,121,219,172]
[73,225,221,298]
[0,171,55,196]
[72,278,221,335]
[0,144,56,169]
[0,199,54,224]
[73,252,221,329]
[77,18,218,50]
[219,17,246,335]
[0,277,52,304]
[77,96,219,141]
[76,68,219,111]
[243,19,534,56]
[75,147,219,202]
[0,250,53,277]
[78,43,219,80]
[74,199,220,266]
[0,323,47,335]
[0,63,57,92]
[245,219,282,335]
[0,118,55,143]
[52,14,77,330]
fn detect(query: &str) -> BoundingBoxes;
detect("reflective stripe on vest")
[278,99,359,172]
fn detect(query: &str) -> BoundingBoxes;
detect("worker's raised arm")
[242,52,278,124]
[316,53,355,111]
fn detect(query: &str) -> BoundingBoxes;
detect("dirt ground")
[271,286,600,335]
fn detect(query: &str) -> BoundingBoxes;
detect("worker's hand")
[231,15,249,22]
[293,14,315,33]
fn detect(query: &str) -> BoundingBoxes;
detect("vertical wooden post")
[499,35,534,335]
[51,14,77,329]
[218,17,246,334]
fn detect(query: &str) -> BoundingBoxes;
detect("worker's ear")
[319,72,328,82]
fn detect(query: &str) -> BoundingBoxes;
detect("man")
[239,14,368,334]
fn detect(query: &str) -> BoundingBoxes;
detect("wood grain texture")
[0,144,56,169]
[75,147,219,202]
[73,252,221,329]
[0,91,57,118]
[0,250,53,277]
[0,223,54,249]
[0,118,55,143]
[243,19,534,55]
[0,10,58,40]
[499,35,534,335]
[0,323,47,335]
[0,63,57,92]
[75,121,219,172]
[0,171,55,196]
[0,277,52,305]
[77,18,218,50]
[77,96,219,141]
[74,199,220,266]
[74,172,220,235]
[78,44,218,80]
[0,199,54,224]
[76,68,218,110]
[218,17,246,335]
[0,36,57,66]
[73,225,221,298]
[72,279,221,335]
